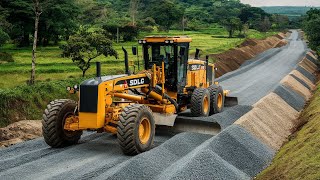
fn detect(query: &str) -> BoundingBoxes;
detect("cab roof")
[143,36,192,43]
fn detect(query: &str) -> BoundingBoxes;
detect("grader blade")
[153,113,177,126]
[172,116,221,135]
[224,96,238,107]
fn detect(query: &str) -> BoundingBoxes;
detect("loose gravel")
[290,70,315,90]
[235,93,300,150]
[280,75,311,100]
[296,66,317,83]
[273,84,306,111]
[306,52,320,67]
[93,133,211,180]
[290,74,311,90]
[157,125,274,179]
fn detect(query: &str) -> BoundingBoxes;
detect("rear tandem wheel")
[208,84,224,115]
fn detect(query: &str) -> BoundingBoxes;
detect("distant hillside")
[261,6,318,16]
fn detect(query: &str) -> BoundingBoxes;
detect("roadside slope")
[257,82,320,180]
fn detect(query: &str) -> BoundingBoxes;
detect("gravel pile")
[306,52,320,67]
[290,74,311,90]
[235,93,300,150]
[95,133,211,180]
[296,66,317,83]
[273,84,306,111]
[299,58,317,74]
[290,70,315,90]
[157,125,274,179]
[280,75,311,100]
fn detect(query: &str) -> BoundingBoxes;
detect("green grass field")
[0,28,277,89]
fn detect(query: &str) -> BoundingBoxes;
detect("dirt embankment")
[0,120,42,148]
[212,32,288,77]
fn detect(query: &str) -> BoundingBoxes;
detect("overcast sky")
[241,0,320,7]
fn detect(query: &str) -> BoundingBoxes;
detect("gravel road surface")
[0,30,308,180]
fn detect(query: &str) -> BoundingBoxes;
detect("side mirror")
[179,47,186,56]
[132,46,137,55]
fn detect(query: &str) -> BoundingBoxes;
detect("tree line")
[304,8,320,55]
[0,0,292,48]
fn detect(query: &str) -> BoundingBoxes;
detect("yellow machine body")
[64,36,233,134]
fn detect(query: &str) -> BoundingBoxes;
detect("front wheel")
[42,99,82,148]
[117,104,155,155]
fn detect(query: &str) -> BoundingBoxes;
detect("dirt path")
[0,30,308,180]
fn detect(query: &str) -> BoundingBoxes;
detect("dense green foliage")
[262,6,316,16]
[0,0,80,46]
[0,79,84,127]
[0,0,288,47]
[262,6,320,29]
[304,8,320,55]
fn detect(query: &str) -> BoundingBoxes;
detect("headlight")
[142,40,147,44]
[170,40,174,43]
[66,86,71,91]
[138,40,142,44]
[74,85,78,89]
[165,40,169,43]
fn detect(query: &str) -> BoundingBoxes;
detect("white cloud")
[241,0,320,7]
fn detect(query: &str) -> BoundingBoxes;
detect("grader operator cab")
[42,36,238,155]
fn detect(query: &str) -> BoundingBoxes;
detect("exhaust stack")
[96,62,101,78]
[195,48,200,59]
[122,47,131,75]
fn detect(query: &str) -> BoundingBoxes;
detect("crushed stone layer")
[306,52,320,66]
[290,70,315,90]
[290,74,311,90]
[280,75,312,100]
[156,125,274,179]
[273,84,306,111]
[0,132,173,180]
[300,58,318,73]
[296,66,317,83]
[0,30,311,180]
[235,93,300,150]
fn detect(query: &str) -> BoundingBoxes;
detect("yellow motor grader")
[42,36,237,155]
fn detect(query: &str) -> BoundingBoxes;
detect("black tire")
[117,104,155,155]
[190,88,211,117]
[208,85,224,114]
[42,99,82,148]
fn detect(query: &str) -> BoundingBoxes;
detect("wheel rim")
[217,93,223,109]
[139,117,151,144]
[203,95,209,114]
